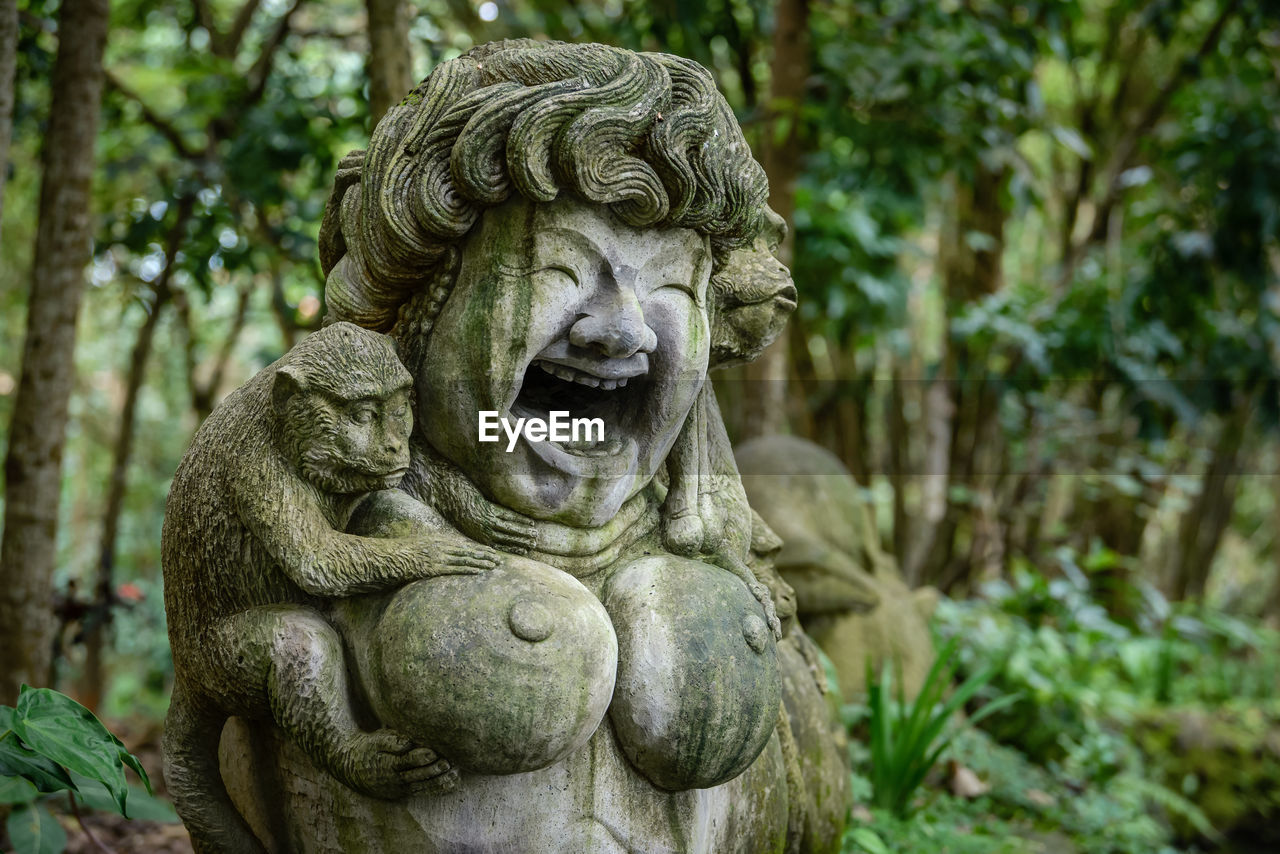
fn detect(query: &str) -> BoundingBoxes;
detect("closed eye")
[660,281,698,300]
[536,265,580,286]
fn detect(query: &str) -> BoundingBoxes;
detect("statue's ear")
[272,365,305,416]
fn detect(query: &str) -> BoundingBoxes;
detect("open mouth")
[510,358,646,458]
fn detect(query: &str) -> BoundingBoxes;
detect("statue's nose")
[384,433,404,457]
[569,285,657,359]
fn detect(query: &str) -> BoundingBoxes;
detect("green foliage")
[946,725,1197,854]
[4,8,1280,853]
[5,801,66,854]
[845,723,1212,854]
[934,547,1280,768]
[0,686,174,854]
[2,686,150,813]
[864,638,1019,817]
[909,560,1280,848]
[1130,702,1280,843]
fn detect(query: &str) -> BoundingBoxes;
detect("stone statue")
[161,322,505,850]
[736,435,939,701]
[163,40,849,853]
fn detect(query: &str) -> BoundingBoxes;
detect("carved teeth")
[535,360,620,390]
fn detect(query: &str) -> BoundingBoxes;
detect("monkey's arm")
[420,451,538,554]
[238,476,495,599]
[348,488,454,539]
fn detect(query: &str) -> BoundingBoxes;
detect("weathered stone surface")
[166,39,849,854]
[605,556,781,791]
[162,322,490,852]
[777,636,851,854]
[364,557,617,775]
[737,435,938,700]
[220,710,794,854]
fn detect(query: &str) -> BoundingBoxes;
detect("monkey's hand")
[711,552,784,642]
[429,543,502,575]
[337,729,459,800]
[450,499,538,555]
[748,581,784,642]
[428,459,538,554]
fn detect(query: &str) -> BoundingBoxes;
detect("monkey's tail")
[164,686,270,854]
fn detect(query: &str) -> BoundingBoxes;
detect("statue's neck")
[406,438,658,575]
[520,486,659,577]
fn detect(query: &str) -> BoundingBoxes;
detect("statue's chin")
[484,450,649,530]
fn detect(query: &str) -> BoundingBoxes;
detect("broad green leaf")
[0,774,40,805]
[0,733,76,795]
[850,826,891,854]
[68,772,178,823]
[119,751,152,795]
[6,802,67,854]
[12,687,144,815]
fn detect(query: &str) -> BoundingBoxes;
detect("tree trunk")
[888,363,911,563]
[1168,399,1252,601]
[82,197,191,709]
[741,0,808,440]
[82,288,170,710]
[0,0,110,705]
[913,165,1009,593]
[0,0,17,237]
[1267,475,1280,626]
[366,0,412,127]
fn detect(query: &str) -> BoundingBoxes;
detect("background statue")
[737,435,939,701]
[166,39,849,853]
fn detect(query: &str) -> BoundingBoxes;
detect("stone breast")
[368,556,618,774]
[603,555,782,791]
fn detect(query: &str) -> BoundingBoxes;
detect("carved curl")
[319,39,790,354]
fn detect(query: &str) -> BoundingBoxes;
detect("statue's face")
[419,196,712,526]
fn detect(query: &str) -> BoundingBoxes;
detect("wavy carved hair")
[319,39,770,335]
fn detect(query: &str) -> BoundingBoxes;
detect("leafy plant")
[0,685,171,854]
[865,638,1020,817]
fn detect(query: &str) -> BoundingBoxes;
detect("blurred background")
[1,1,1278,851]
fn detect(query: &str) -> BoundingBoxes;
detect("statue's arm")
[237,476,494,599]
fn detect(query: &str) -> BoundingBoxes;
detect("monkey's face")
[293,387,414,495]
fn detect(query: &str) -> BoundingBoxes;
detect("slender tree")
[82,196,195,709]
[0,0,16,237]
[740,0,808,439]
[0,0,111,704]
[366,0,412,126]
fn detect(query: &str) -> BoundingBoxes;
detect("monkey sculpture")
[162,322,496,854]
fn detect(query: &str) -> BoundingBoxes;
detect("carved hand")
[336,728,459,800]
[444,500,537,555]
[424,450,539,554]
[431,542,502,575]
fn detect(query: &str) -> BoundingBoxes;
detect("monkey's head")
[272,322,415,495]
